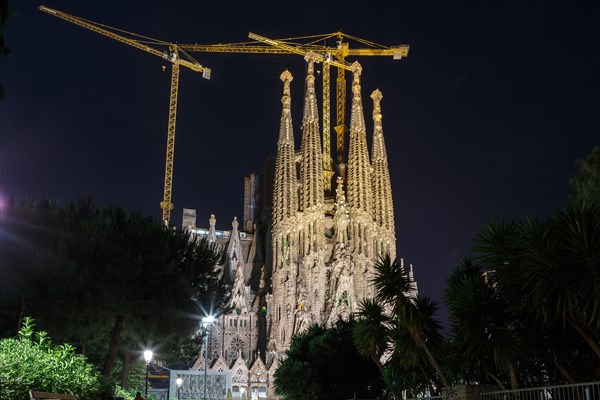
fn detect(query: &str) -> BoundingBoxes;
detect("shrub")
[0,317,102,400]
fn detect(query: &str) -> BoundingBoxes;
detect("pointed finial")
[305,52,318,85]
[371,89,383,102]
[304,51,318,64]
[351,61,362,97]
[351,61,362,76]
[280,70,293,108]
[371,89,383,123]
[280,69,293,83]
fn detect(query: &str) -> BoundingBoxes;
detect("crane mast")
[39,5,211,224]
[41,5,409,207]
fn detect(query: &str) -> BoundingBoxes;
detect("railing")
[480,381,600,400]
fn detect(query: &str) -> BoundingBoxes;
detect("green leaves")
[353,256,449,396]
[275,320,384,400]
[569,146,600,205]
[0,318,102,400]
[353,298,390,361]
[2,198,230,390]
[451,201,600,386]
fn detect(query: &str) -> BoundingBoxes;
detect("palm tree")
[354,298,390,376]
[445,258,520,389]
[475,202,600,377]
[366,255,450,387]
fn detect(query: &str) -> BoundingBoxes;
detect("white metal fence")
[480,382,600,400]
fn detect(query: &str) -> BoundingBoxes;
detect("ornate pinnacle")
[304,51,318,64]
[351,61,362,97]
[305,52,318,85]
[371,89,386,161]
[280,69,293,83]
[371,88,383,102]
[351,61,362,76]
[280,70,293,108]
[371,89,383,123]
[209,214,216,226]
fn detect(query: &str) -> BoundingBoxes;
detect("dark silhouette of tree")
[275,320,384,400]
[446,257,521,389]
[370,256,448,387]
[471,202,600,383]
[570,146,600,205]
[0,198,230,393]
[0,0,10,100]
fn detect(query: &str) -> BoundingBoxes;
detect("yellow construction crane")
[179,32,409,191]
[39,5,211,224]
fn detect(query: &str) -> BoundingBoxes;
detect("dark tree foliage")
[354,255,448,398]
[274,320,384,400]
[0,317,102,400]
[0,198,230,392]
[445,201,600,388]
[445,257,522,390]
[570,146,600,205]
[0,0,10,100]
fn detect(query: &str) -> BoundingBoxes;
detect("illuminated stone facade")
[185,55,405,399]
[187,215,271,399]
[268,56,398,363]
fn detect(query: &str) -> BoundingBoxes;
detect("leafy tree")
[471,202,600,383]
[356,255,449,394]
[0,198,230,394]
[275,320,384,400]
[445,258,521,389]
[353,298,390,377]
[0,317,102,400]
[570,146,600,204]
[0,0,10,100]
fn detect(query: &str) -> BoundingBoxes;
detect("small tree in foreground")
[0,317,102,400]
[275,320,384,400]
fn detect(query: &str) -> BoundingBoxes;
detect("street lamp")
[176,377,183,400]
[144,350,153,399]
[202,316,215,400]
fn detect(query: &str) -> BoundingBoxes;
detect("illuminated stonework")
[268,59,400,361]
[186,58,409,400]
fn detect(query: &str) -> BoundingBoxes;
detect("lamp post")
[176,377,183,400]
[143,350,153,399]
[202,316,215,400]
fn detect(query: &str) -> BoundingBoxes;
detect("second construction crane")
[180,32,409,191]
[39,5,211,224]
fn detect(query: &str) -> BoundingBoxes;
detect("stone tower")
[268,58,398,356]
[185,60,406,400]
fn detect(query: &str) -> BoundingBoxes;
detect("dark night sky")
[1,0,599,326]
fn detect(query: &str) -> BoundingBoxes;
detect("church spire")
[273,70,297,227]
[300,52,324,212]
[226,217,245,281]
[371,89,395,234]
[346,61,373,217]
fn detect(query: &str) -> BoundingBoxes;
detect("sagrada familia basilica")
[175,53,411,399]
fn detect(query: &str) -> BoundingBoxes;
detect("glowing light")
[143,349,153,363]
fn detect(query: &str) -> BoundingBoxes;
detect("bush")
[0,317,102,400]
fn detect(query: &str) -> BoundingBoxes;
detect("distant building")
[180,54,415,399]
